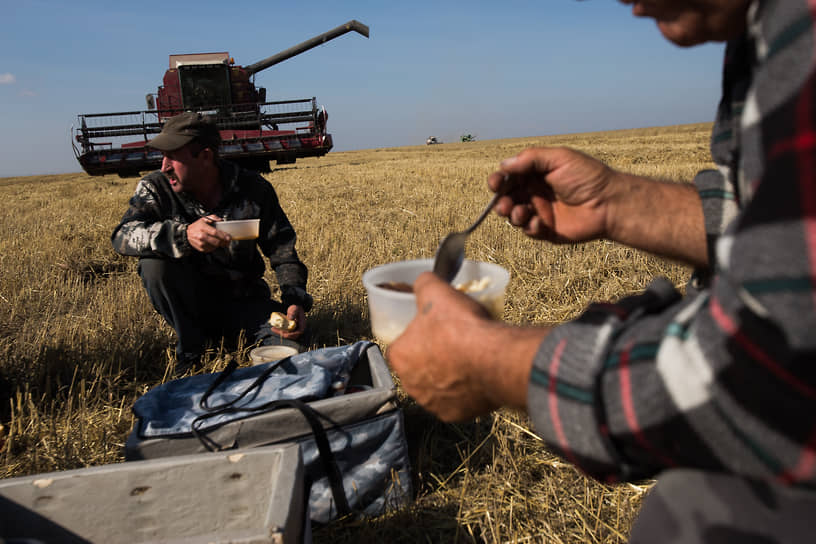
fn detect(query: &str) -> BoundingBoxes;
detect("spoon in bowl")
[432,182,508,283]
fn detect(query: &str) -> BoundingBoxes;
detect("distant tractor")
[72,20,369,177]
[460,133,475,143]
[426,136,441,145]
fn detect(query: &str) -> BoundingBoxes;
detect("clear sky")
[0,0,726,178]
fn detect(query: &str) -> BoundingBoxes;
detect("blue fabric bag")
[126,341,413,524]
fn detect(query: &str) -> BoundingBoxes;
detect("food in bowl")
[362,259,509,344]
[377,281,415,293]
[455,277,491,294]
[377,277,493,295]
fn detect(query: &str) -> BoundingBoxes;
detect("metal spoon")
[432,190,504,283]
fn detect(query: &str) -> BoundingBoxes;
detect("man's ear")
[198,147,215,163]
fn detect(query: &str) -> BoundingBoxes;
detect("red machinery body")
[72,20,368,177]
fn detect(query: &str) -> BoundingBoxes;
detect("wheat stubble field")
[0,122,714,542]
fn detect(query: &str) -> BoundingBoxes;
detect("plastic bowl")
[249,345,299,365]
[216,219,260,240]
[362,259,510,344]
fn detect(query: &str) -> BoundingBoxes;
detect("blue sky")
[0,1,725,178]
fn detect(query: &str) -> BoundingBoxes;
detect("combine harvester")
[72,20,369,177]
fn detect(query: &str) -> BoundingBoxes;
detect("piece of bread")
[269,311,297,331]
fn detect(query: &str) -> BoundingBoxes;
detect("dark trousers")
[138,257,302,362]
[629,469,815,543]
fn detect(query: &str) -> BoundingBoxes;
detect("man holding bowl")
[112,112,311,371]
[388,0,816,541]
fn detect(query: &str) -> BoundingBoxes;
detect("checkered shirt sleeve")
[527,0,816,488]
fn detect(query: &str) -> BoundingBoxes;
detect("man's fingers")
[510,204,532,227]
[412,271,444,304]
[524,216,546,238]
[488,170,515,193]
[209,228,230,246]
[493,194,514,217]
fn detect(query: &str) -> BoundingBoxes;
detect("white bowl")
[216,219,260,240]
[249,345,299,365]
[362,259,509,344]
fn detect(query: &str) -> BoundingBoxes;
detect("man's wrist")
[176,222,193,255]
[604,174,708,266]
[600,170,637,244]
[280,285,313,312]
[470,321,548,413]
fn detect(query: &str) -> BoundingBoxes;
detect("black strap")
[199,356,289,411]
[199,359,239,410]
[191,395,351,517]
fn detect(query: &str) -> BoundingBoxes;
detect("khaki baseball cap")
[148,112,221,152]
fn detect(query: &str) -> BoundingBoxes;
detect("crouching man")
[112,112,312,370]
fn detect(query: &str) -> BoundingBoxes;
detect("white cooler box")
[0,443,308,544]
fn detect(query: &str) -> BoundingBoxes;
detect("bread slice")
[269,311,297,331]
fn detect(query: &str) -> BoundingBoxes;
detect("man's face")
[161,144,206,194]
[618,0,752,46]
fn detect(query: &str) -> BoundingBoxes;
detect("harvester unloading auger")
[72,20,369,177]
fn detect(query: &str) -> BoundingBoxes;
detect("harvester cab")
[154,52,237,112]
[72,20,369,178]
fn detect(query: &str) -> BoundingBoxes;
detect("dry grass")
[0,122,713,542]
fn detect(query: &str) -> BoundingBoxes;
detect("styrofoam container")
[362,259,510,344]
[0,444,308,544]
[216,219,260,240]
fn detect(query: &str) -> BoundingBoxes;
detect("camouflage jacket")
[111,160,312,312]
[528,0,816,489]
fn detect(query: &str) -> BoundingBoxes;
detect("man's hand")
[489,147,615,243]
[387,272,543,422]
[187,215,230,253]
[490,146,709,268]
[271,305,307,340]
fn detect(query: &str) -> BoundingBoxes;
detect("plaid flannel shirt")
[528,0,816,488]
[111,160,312,311]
